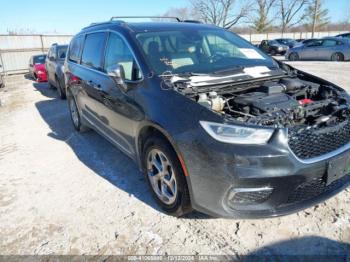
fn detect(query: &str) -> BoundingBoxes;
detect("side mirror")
[107,64,128,91]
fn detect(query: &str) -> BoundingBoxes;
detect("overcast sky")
[0,0,349,34]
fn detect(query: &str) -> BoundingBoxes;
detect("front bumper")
[277,50,287,55]
[177,128,350,218]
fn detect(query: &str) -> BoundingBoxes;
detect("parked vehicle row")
[28,44,68,98]
[258,32,350,62]
[286,37,350,61]
[58,17,350,218]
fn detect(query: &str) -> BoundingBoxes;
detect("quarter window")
[69,35,84,63]
[81,32,106,70]
[322,40,337,47]
[104,33,142,81]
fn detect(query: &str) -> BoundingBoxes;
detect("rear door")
[299,40,323,60]
[79,32,108,125]
[318,39,338,60]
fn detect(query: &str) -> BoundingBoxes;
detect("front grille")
[227,189,273,209]
[231,190,272,205]
[288,121,350,159]
[285,174,350,205]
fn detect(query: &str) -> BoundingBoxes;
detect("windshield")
[269,40,279,45]
[278,39,297,45]
[136,29,277,75]
[57,46,68,59]
[33,55,46,64]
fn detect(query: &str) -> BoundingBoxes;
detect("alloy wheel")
[147,148,178,205]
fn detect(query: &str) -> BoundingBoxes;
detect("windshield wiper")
[158,71,208,78]
[212,65,244,76]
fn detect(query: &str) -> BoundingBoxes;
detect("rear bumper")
[177,128,350,218]
[35,71,47,82]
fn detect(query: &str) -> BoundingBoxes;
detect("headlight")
[199,121,274,144]
[278,47,282,51]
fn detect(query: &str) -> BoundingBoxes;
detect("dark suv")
[64,17,350,218]
[45,43,68,99]
[259,40,289,55]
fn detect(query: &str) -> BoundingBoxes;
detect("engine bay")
[173,75,350,129]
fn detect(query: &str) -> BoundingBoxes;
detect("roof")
[323,36,345,40]
[126,22,216,32]
[80,20,216,34]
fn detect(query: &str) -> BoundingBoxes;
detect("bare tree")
[278,0,308,34]
[158,7,193,21]
[251,0,277,32]
[190,0,252,29]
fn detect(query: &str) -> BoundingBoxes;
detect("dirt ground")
[0,61,350,256]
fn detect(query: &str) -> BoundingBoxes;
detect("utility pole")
[311,0,319,38]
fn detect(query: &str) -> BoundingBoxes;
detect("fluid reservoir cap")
[208,91,218,98]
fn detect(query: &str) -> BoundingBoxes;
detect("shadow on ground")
[245,236,350,259]
[31,80,58,99]
[33,83,210,218]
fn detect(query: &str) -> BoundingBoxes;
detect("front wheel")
[143,136,192,217]
[289,52,299,61]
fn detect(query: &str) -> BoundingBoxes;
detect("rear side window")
[322,40,337,47]
[81,32,106,70]
[69,35,85,63]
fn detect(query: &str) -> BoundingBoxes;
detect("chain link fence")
[0,35,72,74]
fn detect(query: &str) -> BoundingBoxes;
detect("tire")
[67,90,89,132]
[143,136,192,217]
[48,81,55,89]
[56,77,66,100]
[289,52,299,61]
[331,52,344,62]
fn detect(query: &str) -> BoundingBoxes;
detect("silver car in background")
[286,37,350,61]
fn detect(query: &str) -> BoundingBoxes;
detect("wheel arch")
[135,123,189,178]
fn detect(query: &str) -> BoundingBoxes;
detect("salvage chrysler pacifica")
[64,17,350,218]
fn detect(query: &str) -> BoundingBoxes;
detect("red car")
[29,54,47,82]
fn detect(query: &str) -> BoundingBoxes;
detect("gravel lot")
[0,61,350,256]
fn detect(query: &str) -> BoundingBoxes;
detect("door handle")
[88,80,102,90]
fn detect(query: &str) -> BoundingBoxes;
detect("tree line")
[160,0,349,35]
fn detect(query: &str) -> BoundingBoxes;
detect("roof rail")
[82,20,125,30]
[110,16,181,22]
[182,20,202,24]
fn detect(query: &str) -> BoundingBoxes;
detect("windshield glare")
[136,29,277,75]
